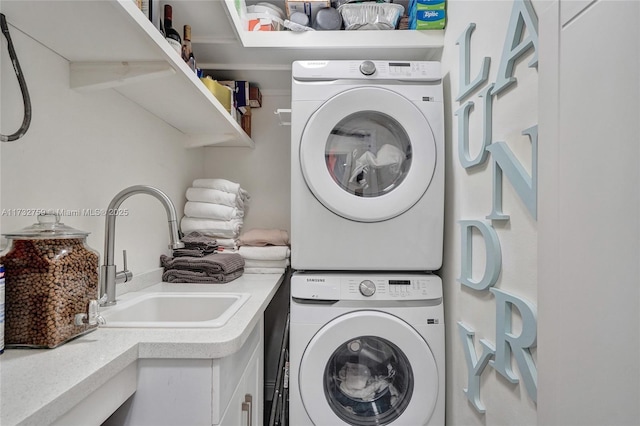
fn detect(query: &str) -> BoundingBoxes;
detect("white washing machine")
[291,60,444,271]
[289,272,445,426]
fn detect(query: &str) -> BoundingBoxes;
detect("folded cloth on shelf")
[185,201,242,221]
[238,228,290,247]
[181,217,243,239]
[160,253,245,283]
[238,245,291,261]
[192,178,250,200]
[173,231,218,257]
[215,238,238,251]
[244,267,286,275]
[162,268,244,283]
[186,187,244,209]
[244,258,290,268]
[173,248,210,258]
[182,230,218,246]
[191,179,250,210]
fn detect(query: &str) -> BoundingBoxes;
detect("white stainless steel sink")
[100,292,251,328]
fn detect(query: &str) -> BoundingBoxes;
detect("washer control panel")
[291,273,442,301]
[347,277,434,300]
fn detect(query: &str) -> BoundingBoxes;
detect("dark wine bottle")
[163,4,181,55]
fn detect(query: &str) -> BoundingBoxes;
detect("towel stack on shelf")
[238,228,291,274]
[180,178,250,251]
[160,231,245,283]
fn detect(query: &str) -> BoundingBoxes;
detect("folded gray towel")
[162,267,244,284]
[160,252,245,283]
[174,231,218,257]
[172,248,209,257]
[182,231,218,247]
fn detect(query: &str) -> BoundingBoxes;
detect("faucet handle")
[116,249,133,284]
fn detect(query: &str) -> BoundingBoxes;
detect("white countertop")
[0,273,285,426]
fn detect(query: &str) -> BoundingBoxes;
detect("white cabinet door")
[219,341,263,426]
[104,359,214,426]
[538,0,640,424]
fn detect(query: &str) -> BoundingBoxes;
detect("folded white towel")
[180,217,243,239]
[186,187,240,207]
[193,179,250,202]
[239,246,291,261]
[184,201,242,221]
[216,238,239,250]
[193,178,240,193]
[244,259,290,268]
[245,267,286,274]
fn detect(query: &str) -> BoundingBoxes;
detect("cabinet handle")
[242,394,252,426]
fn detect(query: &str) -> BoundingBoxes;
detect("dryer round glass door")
[299,311,439,426]
[300,87,437,222]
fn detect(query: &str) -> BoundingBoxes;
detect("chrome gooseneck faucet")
[99,185,184,306]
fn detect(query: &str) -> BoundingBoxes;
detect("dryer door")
[299,311,439,426]
[299,86,437,222]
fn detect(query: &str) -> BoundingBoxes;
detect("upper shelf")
[220,0,444,61]
[1,0,253,149]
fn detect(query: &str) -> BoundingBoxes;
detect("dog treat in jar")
[0,214,100,348]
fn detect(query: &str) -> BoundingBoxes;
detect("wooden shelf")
[1,0,254,149]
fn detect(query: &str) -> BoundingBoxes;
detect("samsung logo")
[301,61,329,68]
[306,278,326,283]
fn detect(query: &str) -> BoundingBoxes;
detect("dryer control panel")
[293,60,442,82]
[291,273,442,301]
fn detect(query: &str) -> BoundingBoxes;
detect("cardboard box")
[249,85,262,108]
[217,80,250,112]
[246,12,279,31]
[235,81,249,109]
[285,0,330,26]
[241,107,252,137]
[200,77,233,113]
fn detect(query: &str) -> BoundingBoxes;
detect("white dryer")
[289,272,445,426]
[291,60,444,271]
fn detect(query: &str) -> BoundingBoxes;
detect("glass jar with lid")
[0,214,100,348]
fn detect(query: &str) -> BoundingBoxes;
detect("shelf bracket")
[70,61,175,92]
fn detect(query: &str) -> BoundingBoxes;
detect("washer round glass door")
[299,311,439,426]
[300,86,437,222]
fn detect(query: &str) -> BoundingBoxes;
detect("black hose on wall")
[1,13,31,142]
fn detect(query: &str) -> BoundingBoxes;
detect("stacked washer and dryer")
[289,60,445,426]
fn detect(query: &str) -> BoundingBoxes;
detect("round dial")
[359,280,376,297]
[359,60,376,76]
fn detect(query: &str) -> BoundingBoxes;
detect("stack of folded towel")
[238,228,291,274]
[160,232,244,283]
[180,178,250,250]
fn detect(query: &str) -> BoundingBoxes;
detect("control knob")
[359,60,376,76]
[359,279,376,297]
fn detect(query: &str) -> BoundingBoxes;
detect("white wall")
[203,92,291,233]
[0,22,203,277]
[440,1,539,424]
